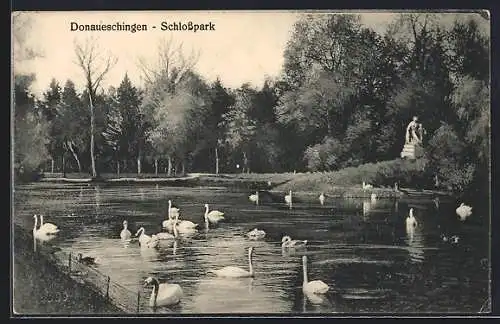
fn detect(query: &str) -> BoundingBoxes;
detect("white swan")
[32,215,47,239]
[282,235,308,248]
[246,228,266,240]
[135,227,159,248]
[211,247,255,278]
[144,276,183,307]
[204,204,225,224]
[162,216,175,232]
[319,193,325,206]
[38,214,59,234]
[284,190,292,209]
[456,203,472,221]
[362,181,373,190]
[168,200,180,218]
[174,213,198,234]
[302,255,329,295]
[249,191,259,205]
[406,208,418,229]
[120,220,132,240]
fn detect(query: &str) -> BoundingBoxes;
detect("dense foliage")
[13,13,490,194]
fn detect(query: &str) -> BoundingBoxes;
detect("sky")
[12,11,487,97]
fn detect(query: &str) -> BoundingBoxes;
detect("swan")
[362,181,373,190]
[319,193,325,206]
[144,276,183,307]
[168,200,180,218]
[204,204,225,224]
[302,255,329,295]
[162,217,175,232]
[38,214,59,234]
[282,235,308,248]
[210,247,255,278]
[120,220,132,240]
[456,203,472,221]
[249,191,259,205]
[246,228,266,240]
[135,227,159,248]
[32,215,47,239]
[406,208,418,229]
[78,253,96,266]
[173,212,198,234]
[285,190,292,209]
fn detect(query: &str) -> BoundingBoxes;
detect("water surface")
[13,183,490,314]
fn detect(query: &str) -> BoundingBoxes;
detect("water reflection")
[405,210,425,263]
[13,184,490,314]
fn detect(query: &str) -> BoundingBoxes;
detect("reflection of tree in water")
[94,185,101,218]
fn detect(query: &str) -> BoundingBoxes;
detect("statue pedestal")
[400,143,424,159]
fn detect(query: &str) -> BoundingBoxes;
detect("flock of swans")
[30,186,474,309]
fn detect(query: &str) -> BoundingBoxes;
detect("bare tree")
[74,37,117,178]
[137,35,200,88]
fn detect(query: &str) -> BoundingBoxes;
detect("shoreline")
[12,225,123,315]
[32,172,455,200]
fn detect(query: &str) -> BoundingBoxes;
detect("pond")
[12,183,490,314]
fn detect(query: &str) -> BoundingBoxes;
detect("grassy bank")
[12,226,122,315]
[33,159,451,199]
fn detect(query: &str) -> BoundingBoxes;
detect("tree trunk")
[167,156,172,176]
[123,159,127,173]
[137,156,142,175]
[243,151,249,174]
[181,161,185,176]
[154,159,158,176]
[51,158,54,173]
[215,146,219,175]
[88,93,97,178]
[117,160,120,176]
[62,155,66,177]
[67,141,82,172]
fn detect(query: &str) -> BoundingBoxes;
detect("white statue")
[405,116,425,144]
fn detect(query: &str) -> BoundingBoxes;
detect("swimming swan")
[249,191,259,205]
[456,203,472,221]
[211,247,255,278]
[246,228,266,240]
[120,220,132,240]
[285,190,292,209]
[168,200,180,218]
[204,204,225,224]
[135,227,159,248]
[319,193,325,206]
[174,213,198,234]
[144,276,183,307]
[302,255,329,295]
[362,181,373,190]
[282,235,308,248]
[406,208,418,229]
[38,214,59,234]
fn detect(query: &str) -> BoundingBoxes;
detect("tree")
[111,74,145,174]
[13,12,50,178]
[40,78,63,172]
[222,85,258,173]
[139,37,200,175]
[58,80,88,173]
[74,37,117,177]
